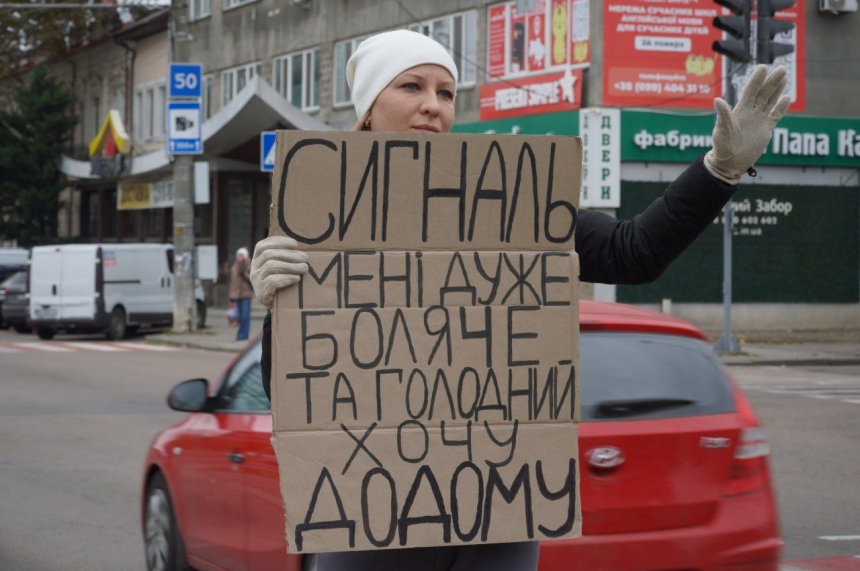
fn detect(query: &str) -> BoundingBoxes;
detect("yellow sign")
[89,109,132,157]
[118,180,174,210]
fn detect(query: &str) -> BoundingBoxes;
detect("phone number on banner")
[612,81,712,95]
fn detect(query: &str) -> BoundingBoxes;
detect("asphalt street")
[0,329,234,571]
[0,327,857,570]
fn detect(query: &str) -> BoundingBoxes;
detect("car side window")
[216,342,270,413]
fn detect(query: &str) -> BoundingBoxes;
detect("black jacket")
[261,155,734,400]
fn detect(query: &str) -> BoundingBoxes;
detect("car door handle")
[52,285,57,296]
[227,452,244,464]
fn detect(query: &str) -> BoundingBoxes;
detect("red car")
[141,301,781,571]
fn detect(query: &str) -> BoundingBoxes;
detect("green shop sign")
[622,110,860,168]
[453,111,579,136]
[455,110,860,168]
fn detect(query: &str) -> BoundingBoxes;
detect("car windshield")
[580,332,736,421]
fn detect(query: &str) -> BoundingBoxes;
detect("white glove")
[249,236,309,309]
[704,64,792,185]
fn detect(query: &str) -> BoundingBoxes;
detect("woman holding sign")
[249,29,790,571]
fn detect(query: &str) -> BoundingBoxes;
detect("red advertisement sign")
[550,0,568,66]
[486,0,590,82]
[479,69,583,121]
[603,0,805,110]
[488,4,507,78]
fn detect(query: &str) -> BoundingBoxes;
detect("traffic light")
[712,0,752,63]
[757,0,795,64]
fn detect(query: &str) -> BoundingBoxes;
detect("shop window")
[144,209,164,238]
[122,210,138,239]
[194,203,213,238]
[105,191,118,238]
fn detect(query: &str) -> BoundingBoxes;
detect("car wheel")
[106,307,127,340]
[195,300,206,330]
[14,324,31,334]
[144,472,189,571]
[303,554,317,571]
[36,328,55,340]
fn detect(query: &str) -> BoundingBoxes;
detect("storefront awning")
[61,75,331,181]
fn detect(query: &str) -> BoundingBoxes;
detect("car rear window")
[580,332,736,422]
[1,271,26,289]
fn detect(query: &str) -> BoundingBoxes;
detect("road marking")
[819,535,860,541]
[10,342,74,352]
[58,342,126,352]
[110,342,179,352]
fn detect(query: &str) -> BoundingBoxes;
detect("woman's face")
[368,64,456,134]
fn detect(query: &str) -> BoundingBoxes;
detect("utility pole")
[167,12,203,333]
[172,155,196,333]
[711,0,752,353]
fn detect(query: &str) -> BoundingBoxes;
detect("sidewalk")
[145,303,860,367]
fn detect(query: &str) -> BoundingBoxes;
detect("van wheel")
[36,328,55,340]
[106,307,127,340]
[195,301,206,329]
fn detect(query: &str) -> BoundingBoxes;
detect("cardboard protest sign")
[269,131,582,553]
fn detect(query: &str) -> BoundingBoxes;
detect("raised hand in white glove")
[249,236,309,309]
[704,64,791,185]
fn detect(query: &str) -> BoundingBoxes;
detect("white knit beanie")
[346,29,459,120]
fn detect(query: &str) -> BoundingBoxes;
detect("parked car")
[29,243,207,340]
[1,270,31,333]
[141,301,782,571]
[0,248,28,283]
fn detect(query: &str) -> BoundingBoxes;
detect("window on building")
[155,85,166,139]
[146,89,154,140]
[190,0,211,21]
[110,89,124,122]
[202,74,214,119]
[133,92,142,140]
[76,101,84,147]
[273,48,320,111]
[92,96,101,139]
[222,62,260,107]
[144,209,163,238]
[333,36,369,107]
[105,191,118,239]
[409,11,478,86]
[223,0,256,10]
[134,81,166,143]
[333,14,477,108]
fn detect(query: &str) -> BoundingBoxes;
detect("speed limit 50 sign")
[169,63,203,99]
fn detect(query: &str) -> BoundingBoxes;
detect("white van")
[29,244,206,340]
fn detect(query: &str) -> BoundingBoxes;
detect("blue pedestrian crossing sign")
[261,131,277,172]
[168,101,202,155]
[169,63,203,99]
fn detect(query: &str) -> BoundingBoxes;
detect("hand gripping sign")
[269,131,582,553]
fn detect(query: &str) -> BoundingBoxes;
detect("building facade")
[15,0,857,323]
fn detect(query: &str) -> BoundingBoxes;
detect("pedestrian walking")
[229,247,253,341]
[248,29,790,571]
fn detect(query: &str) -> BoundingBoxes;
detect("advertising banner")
[117,180,175,210]
[480,69,583,121]
[487,0,590,78]
[269,131,583,553]
[602,0,806,110]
